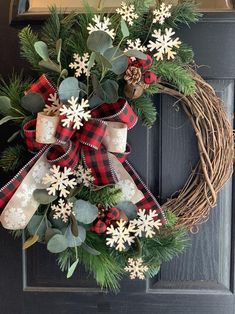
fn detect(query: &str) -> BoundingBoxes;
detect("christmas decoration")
[0,1,233,293]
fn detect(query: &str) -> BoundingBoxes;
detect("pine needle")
[0,145,28,172]
[130,95,157,128]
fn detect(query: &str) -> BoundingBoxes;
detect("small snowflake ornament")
[60,97,91,130]
[87,15,116,39]
[42,165,77,198]
[153,3,172,25]
[124,39,147,61]
[69,52,90,77]
[132,209,162,238]
[116,2,139,26]
[44,93,63,116]
[147,28,181,61]
[125,258,149,280]
[74,165,95,187]
[106,219,136,251]
[51,199,74,223]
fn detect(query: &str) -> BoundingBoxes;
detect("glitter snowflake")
[117,179,136,201]
[116,2,138,26]
[44,93,63,116]
[132,209,162,238]
[147,28,181,61]
[87,15,116,39]
[59,97,91,130]
[51,199,74,223]
[16,183,37,208]
[3,207,26,229]
[74,165,95,187]
[32,161,50,185]
[42,165,77,198]
[124,39,147,61]
[106,219,136,251]
[125,258,148,280]
[69,52,90,77]
[153,3,172,25]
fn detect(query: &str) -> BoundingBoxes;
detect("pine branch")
[156,61,196,96]
[0,145,28,172]
[130,95,157,128]
[177,43,194,64]
[18,26,41,69]
[77,186,122,207]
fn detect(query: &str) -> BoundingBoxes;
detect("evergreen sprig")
[0,144,28,172]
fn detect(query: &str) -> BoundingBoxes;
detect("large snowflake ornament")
[116,2,138,26]
[147,28,181,61]
[74,165,95,187]
[153,3,172,25]
[42,165,77,198]
[44,93,63,116]
[69,52,90,77]
[60,97,91,130]
[132,209,162,238]
[124,258,149,280]
[3,207,26,229]
[51,199,74,223]
[106,219,136,251]
[87,15,116,39]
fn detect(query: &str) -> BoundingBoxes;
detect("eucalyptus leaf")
[45,228,62,243]
[23,234,39,250]
[94,52,112,69]
[74,200,98,224]
[89,95,103,108]
[116,201,138,219]
[34,41,49,61]
[7,130,20,143]
[33,189,58,205]
[87,31,113,54]
[65,224,86,247]
[49,211,69,229]
[88,52,96,71]
[103,47,128,75]
[58,77,80,102]
[95,79,119,104]
[0,116,22,126]
[21,92,45,113]
[39,60,61,73]
[60,68,69,78]
[81,242,101,256]
[67,259,79,278]
[71,214,79,237]
[27,215,47,238]
[121,18,129,38]
[124,49,147,60]
[78,81,87,98]
[56,38,62,64]
[0,96,11,116]
[47,234,68,253]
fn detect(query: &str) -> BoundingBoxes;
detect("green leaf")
[58,77,80,102]
[27,215,47,238]
[87,31,113,54]
[81,242,101,256]
[33,189,58,205]
[88,52,96,71]
[103,47,128,75]
[70,213,79,237]
[39,60,61,73]
[7,130,20,143]
[0,96,11,116]
[116,201,137,219]
[56,38,62,64]
[94,52,112,69]
[45,227,62,243]
[95,79,119,104]
[74,200,98,224]
[21,92,45,113]
[121,18,129,38]
[67,259,79,278]
[0,116,22,126]
[47,234,68,253]
[124,49,147,60]
[65,224,86,247]
[34,41,49,61]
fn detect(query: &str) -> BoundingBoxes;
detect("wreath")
[0,1,233,292]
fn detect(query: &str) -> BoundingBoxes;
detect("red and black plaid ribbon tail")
[25,74,56,103]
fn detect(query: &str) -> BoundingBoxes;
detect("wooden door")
[0,1,235,313]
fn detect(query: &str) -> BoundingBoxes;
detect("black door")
[0,1,235,313]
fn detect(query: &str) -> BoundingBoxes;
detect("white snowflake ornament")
[51,199,74,223]
[69,52,90,77]
[60,97,91,130]
[42,165,77,198]
[147,28,181,61]
[132,209,162,238]
[87,15,116,39]
[116,2,139,26]
[3,207,26,230]
[44,93,63,116]
[153,3,172,25]
[124,39,147,61]
[74,165,95,187]
[106,219,136,251]
[125,258,149,280]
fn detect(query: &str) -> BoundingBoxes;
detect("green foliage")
[156,61,196,96]
[77,186,122,207]
[177,44,194,64]
[10,229,23,239]
[130,95,157,128]
[19,26,41,69]
[0,145,28,172]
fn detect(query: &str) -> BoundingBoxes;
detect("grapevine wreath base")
[0,1,234,291]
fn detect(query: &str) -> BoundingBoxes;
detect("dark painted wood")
[0,1,235,313]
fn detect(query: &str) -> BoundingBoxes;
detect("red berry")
[144,71,157,84]
[138,54,153,70]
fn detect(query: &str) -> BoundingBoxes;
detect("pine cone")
[124,66,142,85]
